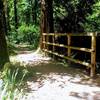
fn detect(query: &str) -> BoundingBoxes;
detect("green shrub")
[7,42,18,56]
[84,1,100,32]
[7,24,40,49]
[17,23,40,47]
[0,63,28,100]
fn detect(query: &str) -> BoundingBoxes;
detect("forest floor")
[10,44,100,100]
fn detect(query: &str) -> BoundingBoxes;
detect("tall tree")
[31,0,38,24]
[40,0,54,33]
[0,0,9,68]
[14,0,18,29]
[45,0,54,33]
[3,0,8,35]
[40,0,47,33]
[25,0,31,25]
[40,0,47,49]
[40,0,54,49]
[4,0,11,32]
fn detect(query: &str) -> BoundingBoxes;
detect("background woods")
[0,0,100,67]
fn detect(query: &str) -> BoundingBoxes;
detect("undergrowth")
[0,62,28,100]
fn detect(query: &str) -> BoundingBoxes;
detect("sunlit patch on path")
[10,50,51,65]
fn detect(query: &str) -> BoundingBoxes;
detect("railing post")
[91,33,96,77]
[67,34,71,63]
[52,33,55,59]
[42,33,46,55]
[43,34,45,49]
[46,34,49,51]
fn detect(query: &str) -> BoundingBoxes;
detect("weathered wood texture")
[42,33,96,77]
[91,34,96,77]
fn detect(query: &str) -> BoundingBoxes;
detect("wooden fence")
[42,33,97,77]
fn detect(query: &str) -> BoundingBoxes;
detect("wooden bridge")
[42,32,98,77]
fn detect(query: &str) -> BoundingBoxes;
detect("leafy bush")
[0,63,28,100]
[17,24,40,47]
[84,1,100,32]
[7,42,18,56]
[8,24,40,49]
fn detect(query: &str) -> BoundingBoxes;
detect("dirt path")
[10,47,100,100]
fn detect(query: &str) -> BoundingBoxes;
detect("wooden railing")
[42,33,96,77]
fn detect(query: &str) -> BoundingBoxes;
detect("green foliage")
[84,1,100,32]
[17,23,40,47]
[17,0,32,24]
[7,0,40,48]
[0,62,28,100]
[7,42,18,55]
[8,24,40,48]
[54,0,100,32]
[6,0,100,47]
[54,5,68,18]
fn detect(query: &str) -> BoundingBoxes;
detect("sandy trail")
[10,49,100,100]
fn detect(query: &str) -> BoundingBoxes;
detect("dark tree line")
[41,0,99,33]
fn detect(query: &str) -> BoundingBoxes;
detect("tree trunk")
[31,0,38,24]
[0,0,9,68]
[45,0,54,33]
[14,0,18,29]
[4,0,11,32]
[7,5,11,32]
[25,11,31,25]
[39,0,48,49]
[3,0,8,35]
[25,0,31,25]
[40,0,54,49]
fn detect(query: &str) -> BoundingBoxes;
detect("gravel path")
[23,73,100,100]
[10,50,100,100]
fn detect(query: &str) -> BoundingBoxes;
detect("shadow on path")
[22,61,100,100]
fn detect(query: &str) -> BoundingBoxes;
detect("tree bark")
[31,0,38,24]
[45,0,54,33]
[6,5,11,32]
[3,0,8,35]
[4,0,11,32]
[40,0,48,49]
[14,0,18,29]
[0,0,9,68]
[40,0,54,49]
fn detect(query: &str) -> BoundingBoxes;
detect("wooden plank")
[43,49,91,67]
[46,35,49,51]
[69,33,95,36]
[42,42,92,53]
[42,35,45,50]
[52,33,55,58]
[90,34,96,77]
[43,33,97,36]
[67,35,71,63]
[43,33,67,36]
